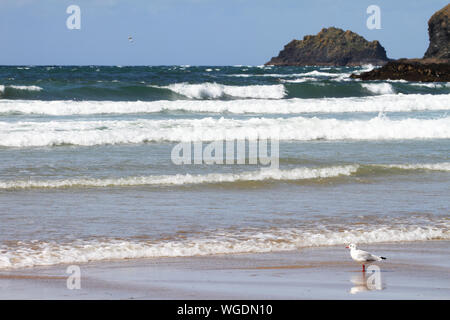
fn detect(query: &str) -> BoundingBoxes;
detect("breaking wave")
[0,223,447,269]
[361,83,395,95]
[0,162,448,190]
[1,116,449,147]
[381,162,450,171]
[0,85,42,96]
[8,85,43,91]
[1,94,449,115]
[156,82,286,99]
[0,166,359,190]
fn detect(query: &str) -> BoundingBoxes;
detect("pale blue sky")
[0,0,447,65]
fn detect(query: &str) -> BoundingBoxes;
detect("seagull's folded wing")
[356,250,377,261]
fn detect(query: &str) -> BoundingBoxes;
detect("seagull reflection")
[350,265,385,294]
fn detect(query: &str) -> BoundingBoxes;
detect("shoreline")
[1,240,449,299]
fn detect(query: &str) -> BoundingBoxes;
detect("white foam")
[8,85,43,91]
[227,73,296,78]
[1,115,449,147]
[1,94,449,115]
[280,77,319,83]
[1,163,447,189]
[361,83,395,95]
[409,82,450,88]
[0,85,43,93]
[385,79,408,83]
[354,64,376,74]
[300,70,344,77]
[362,64,375,71]
[159,82,286,99]
[0,166,359,189]
[228,71,351,80]
[382,162,450,171]
[0,224,447,269]
[227,73,314,78]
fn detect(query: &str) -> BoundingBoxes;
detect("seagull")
[346,243,386,272]
[128,36,134,43]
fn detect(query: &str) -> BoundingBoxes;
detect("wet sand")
[0,241,449,299]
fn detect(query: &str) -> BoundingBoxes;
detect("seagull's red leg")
[362,264,365,272]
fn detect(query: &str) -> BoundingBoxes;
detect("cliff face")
[265,27,389,66]
[352,4,449,82]
[424,4,449,60]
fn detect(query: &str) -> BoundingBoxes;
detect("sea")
[0,65,449,269]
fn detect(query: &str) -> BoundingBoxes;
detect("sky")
[0,0,447,65]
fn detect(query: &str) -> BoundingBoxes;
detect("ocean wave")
[354,64,376,74]
[8,85,43,91]
[409,82,450,88]
[299,70,348,77]
[1,94,449,116]
[280,78,315,83]
[227,71,352,81]
[0,223,447,269]
[0,85,42,94]
[227,71,348,78]
[1,79,447,101]
[0,166,359,190]
[156,82,286,99]
[0,85,43,99]
[227,73,302,78]
[361,83,395,95]
[1,163,449,190]
[381,162,450,171]
[0,116,449,147]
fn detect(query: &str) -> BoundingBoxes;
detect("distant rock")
[424,4,449,60]
[265,27,389,66]
[352,4,449,82]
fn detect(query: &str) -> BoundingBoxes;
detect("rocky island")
[352,4,449,82]
[265,27,389,66]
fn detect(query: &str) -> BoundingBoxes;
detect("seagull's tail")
[380,257,387,260]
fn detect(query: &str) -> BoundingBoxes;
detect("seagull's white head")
[346,243,357,250]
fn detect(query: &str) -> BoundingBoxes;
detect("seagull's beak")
[345,246,349,249]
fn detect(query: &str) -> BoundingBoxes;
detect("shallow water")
[0,65,449,269]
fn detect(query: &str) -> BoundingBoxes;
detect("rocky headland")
[352,4,449,82]
[424,4,449,60]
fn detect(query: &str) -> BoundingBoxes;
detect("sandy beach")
[0,241,449,299]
